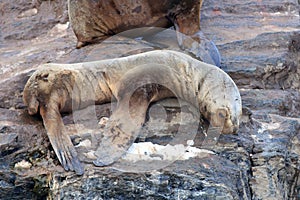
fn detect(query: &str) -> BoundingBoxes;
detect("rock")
[241,89,300,118]
[1,0,67,41]
[17,8,38,18]
[50,156,250,199]
[201,0,300,90]
[0,0,299,199]
[250,114,300,200]
[0,133,18,147]
[0,108,55,199]
[14,160,32,169]
[0,71,33,109]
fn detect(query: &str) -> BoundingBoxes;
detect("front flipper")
[173,12,221,67]
[40,104,84,175]
[93,90,150,167]
[191,31,221,67]
[175,28,221,67]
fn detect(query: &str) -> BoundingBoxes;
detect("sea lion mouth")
[222,124,239,134]
[221,115,240,134]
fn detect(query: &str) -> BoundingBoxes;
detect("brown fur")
[23,50,241,174]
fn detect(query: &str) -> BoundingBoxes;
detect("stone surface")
[0,0,299,199]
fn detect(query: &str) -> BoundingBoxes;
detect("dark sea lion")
[68,0,221,66]
[23,50,241,174]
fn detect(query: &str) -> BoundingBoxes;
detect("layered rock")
[0,0,299,199]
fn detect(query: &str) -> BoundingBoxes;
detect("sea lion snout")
[27,97,39,115]
[211,108,239,134]
[23,79,39,115]
[222,120,239,134]
[222,114,240,134]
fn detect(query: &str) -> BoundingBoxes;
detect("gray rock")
[0,0,299,199]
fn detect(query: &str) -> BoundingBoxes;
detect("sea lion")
[23,50,241,175]
[68,0,221,67]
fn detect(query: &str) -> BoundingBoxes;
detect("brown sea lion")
[23,50,241,174]
[68,0,221,66]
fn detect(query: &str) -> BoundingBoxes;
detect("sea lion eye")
[40,73,49,82]
[37,73,49,81]
[41,73,49,81]
[217,108,227,120]
[216,108,230,125]
[218,111,225,119]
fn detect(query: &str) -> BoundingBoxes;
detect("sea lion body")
[68,0,221,66]
[23,50,241,174]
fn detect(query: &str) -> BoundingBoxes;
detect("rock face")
[0,0,299,199]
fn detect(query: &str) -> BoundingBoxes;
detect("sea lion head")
[23,65,74,115]
[211,91,242,134]
[200,71,242,134]
[210,105,241,134]
[23,69,52,115]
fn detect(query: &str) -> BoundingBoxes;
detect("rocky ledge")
[0,0,299,199]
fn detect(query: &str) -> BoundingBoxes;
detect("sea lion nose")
[232,125,239,134]
[28,97,39,115]
[231,117,240,134]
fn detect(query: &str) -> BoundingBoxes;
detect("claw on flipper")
[40,105,84,175]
